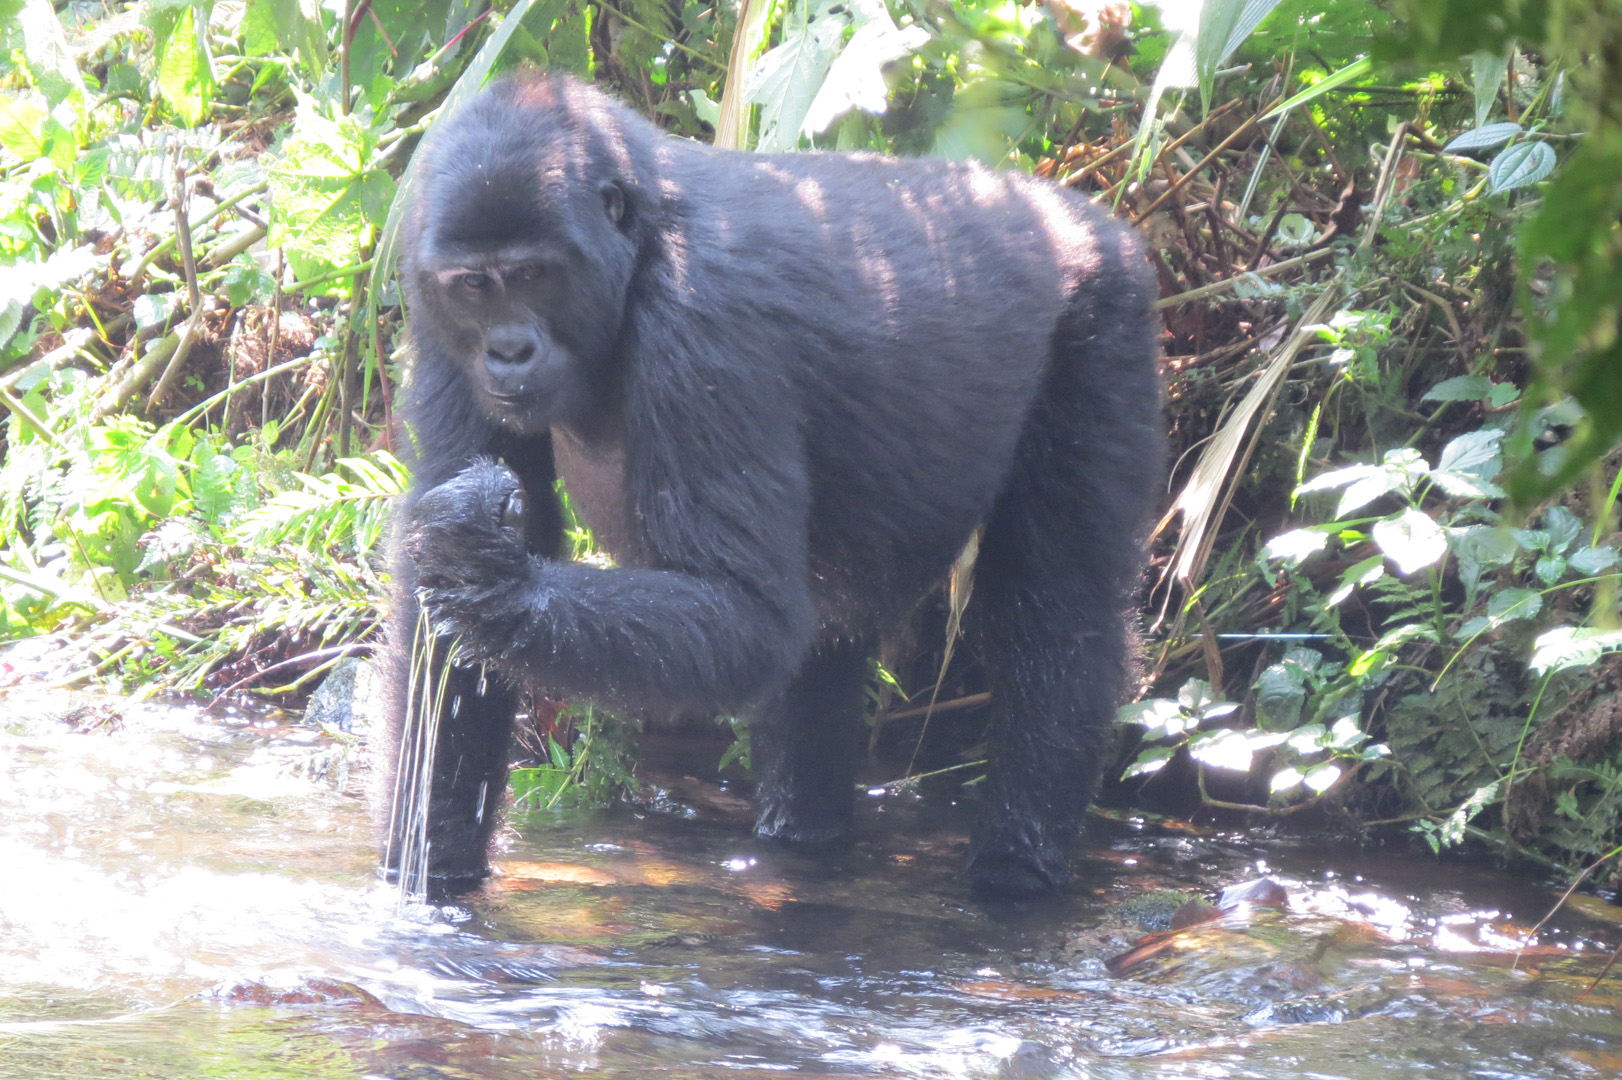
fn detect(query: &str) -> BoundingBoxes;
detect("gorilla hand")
[404,459,531,645]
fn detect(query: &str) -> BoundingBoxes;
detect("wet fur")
[379,74,1165,897]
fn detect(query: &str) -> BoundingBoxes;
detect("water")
[2,693,1620,1079]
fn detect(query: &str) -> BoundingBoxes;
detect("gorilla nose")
[484,325,543,397]
[486,324,538,369]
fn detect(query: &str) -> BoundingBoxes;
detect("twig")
[206,641,373,707]
[1245,195,1293,271]
[1152,248,1337,309]
[267,250,284,430]
[0,386,64,447]
[149,161,207,407]
[125,182,269,287]
[199,224,267,270]
[882,691,990,723]
[1132,105,1270,224]
[1401,281,1468,360]
[172,354,315,427]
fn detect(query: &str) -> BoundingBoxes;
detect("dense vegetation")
[2,0,1619,883]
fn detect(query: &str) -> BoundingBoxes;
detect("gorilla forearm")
[404,460,814,710]
[431,557,811,709]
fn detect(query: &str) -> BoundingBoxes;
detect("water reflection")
[1,693,1619,1079]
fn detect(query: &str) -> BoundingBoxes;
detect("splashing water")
[382,608,457,905]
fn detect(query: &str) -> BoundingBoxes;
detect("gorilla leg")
[966,301,1162,898]
[379,592,518,888]
[753,639,871,845]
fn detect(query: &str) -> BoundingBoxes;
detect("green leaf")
[1534,554,1566,585]
[1261,56,1373,121]
[746,0,846,152]
[194,452,238,525]
[1422,374,1493,402]
[1444,121,1521,155]
[1569,546,1620,575]
[1530,627,1622,676]
[1542,505,1582,552]
[1328,554,1385,606]
[1349,622,1438,677]
[800,9,928,136]
[133,292,181,331]
[1486,586,1542,623]
[0,94,48,162]
[13,0,87,106]
[1487,140,1556,194]
[1195,0,1283,112]
[242,0,328,74]
[1260,527,1330,567]
[1469,51,1508,130]
[154,4,214,128]
[1373,507,1447,576]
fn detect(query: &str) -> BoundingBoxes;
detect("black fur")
[380,73,1164,897]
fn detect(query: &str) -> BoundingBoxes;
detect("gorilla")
[381,73,1163,898]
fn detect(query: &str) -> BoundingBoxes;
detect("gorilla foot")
[966,846,1071,899]
[753,801,853,847]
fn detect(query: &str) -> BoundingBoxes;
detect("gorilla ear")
[600,180,628,228]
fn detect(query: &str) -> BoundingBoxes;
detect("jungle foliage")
[1,0,1619,877]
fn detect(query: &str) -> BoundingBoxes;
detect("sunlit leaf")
[1373,507,1447,576]
[1529,627,1622,675]
[1328,555,1385,606]
[1116,697,1193,739]
[154,4,213,127]
[800,10,928,135]
[1196,0,1284,112]
[13,0,87,106]
[1123,745,1176,779]
[1270,766,1304,792]
[1302,762,1342,793]
[746,1,846,151]
[1260,527,1330,567]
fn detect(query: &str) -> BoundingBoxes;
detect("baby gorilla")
[383,73,1164,898]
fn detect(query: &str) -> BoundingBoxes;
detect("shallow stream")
[2,694,1619,1079]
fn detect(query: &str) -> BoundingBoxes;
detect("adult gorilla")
[382,73,1163,898]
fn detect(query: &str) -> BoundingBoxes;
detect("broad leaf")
[1260,527,1330,567]
[1444,121,1521,154]
[800,8,927,136]
[1422,374,1493,402]
[1530,627,1622,675]
[746,1,846,151]
[1488,140,1556,193]
[1373,507,1447,575]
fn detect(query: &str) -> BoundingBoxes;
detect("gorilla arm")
[403,344,818,714]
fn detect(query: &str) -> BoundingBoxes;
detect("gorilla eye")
[458,271,492,292]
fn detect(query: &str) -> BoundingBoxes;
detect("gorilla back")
[384,73,1164,898]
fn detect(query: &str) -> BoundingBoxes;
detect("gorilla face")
[409,170,640,436]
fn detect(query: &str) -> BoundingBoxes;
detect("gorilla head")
[402,79,654,434]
